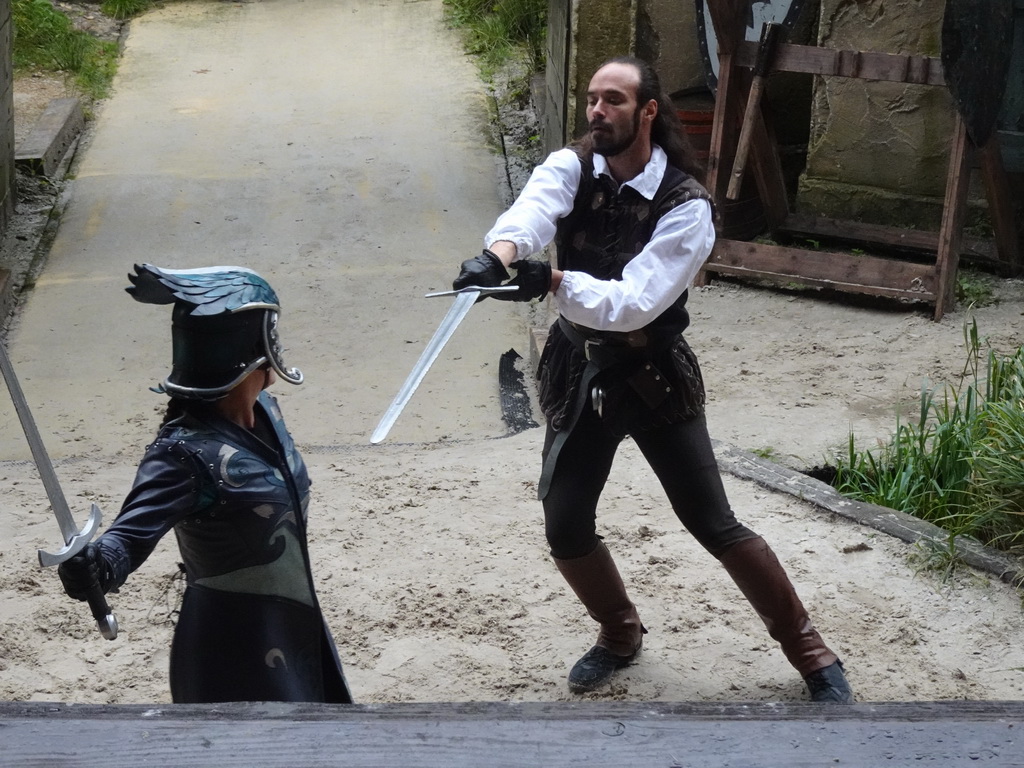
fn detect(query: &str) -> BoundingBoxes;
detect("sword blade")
[424,285,518,298]
[370,290,479,444]
[0,341,118,639]
[0,341,77,541]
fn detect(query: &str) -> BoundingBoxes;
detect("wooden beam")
[776,214,1005,274]
[779,213,992,259]
[703,0,757,198]
[705,0,747,55]
[2,700,1023,768]
[703,1,789,233]
[978,135,1022,276]
[706,50,737,200]
[695,47,737,287]
[933,116,972,319]
[734,42,946,85]
[749,105,790,228]
[704,239,938,301]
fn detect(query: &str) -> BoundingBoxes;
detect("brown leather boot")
[553,542,646,693]
[718,536,841,678]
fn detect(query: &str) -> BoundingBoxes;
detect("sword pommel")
[87,584,119,640]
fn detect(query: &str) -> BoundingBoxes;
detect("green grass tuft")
[833,318,1024,561]
[442,0,547,73]
[956,268,998,309]
[12,0,127,101]
[101,0,153,21]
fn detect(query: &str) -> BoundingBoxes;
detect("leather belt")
[557,317,669,365]
[538,318,672,500]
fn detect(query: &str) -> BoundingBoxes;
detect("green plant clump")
[956,268,998,309]
[102,0,153,20]
[12,0,124,100]
[442,0,547,72]
[833,319,1024,557]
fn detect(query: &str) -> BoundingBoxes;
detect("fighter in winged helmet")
[57,264,353,704]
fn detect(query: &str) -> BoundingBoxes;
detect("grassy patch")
[442,0,547,74]
[832,319,1024,561]
[102,0,153,20]
[12,0,129,100]
[908,533,967,585]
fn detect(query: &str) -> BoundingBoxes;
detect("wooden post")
[978,134,1022,276]
[704,1,789,232]
[692,2,1022,320]
[933,115,972,320]
[726,22,784,200]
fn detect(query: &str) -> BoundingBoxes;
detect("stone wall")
[636,0,707,99]
[796,0,957,228]
[0,0,13,234]
[545,0,995,234]
[549,0,708,148]
[564,0,634,142]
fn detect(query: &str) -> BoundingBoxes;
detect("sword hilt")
[86,584,118,640]
[38,504,119,640]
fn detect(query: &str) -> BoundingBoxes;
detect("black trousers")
[541,404,757,560]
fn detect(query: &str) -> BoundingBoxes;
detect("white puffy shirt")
[485,145,715,332]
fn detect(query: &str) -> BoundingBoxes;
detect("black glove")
[453,249,510,290]
[58,543,107,602]
[491,259,552,302]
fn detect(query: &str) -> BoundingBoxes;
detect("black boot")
[553,542,646,693]
[804,659,855,703]
[566,645,642,693]
[719,537,853,703]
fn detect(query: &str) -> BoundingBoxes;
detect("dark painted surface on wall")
[999,0,1024,172]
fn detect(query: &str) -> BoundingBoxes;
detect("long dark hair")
[159,397,191,427]
[159,396,218,427]
[572,55,705,182]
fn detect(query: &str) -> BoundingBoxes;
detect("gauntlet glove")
[452,249,510,290]
[492,259,552,302]
[58,543,112,601]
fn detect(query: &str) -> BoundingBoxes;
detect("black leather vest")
[537,151,713,434]
[553,149,714,339]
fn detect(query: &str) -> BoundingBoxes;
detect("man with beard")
[452,56,853,703]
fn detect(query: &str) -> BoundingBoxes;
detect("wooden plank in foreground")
[1,700,1022,767]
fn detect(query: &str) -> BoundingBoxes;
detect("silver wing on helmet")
[126,263,282,316]
[126,263,303,396]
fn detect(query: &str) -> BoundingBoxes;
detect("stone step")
[14,97,84,177]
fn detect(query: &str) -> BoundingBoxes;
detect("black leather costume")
[94,391,352,703]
